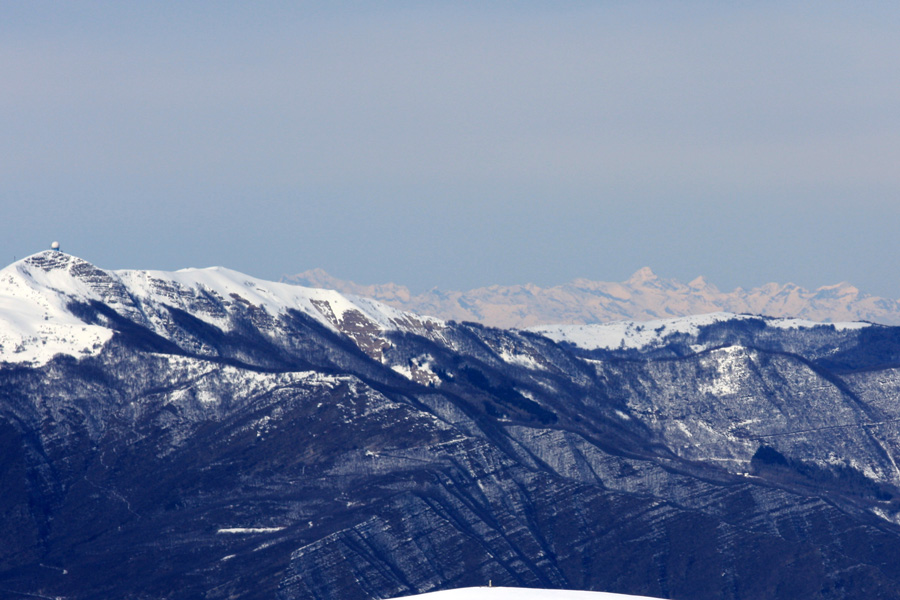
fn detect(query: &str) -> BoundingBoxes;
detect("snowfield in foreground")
[387,587,664,600]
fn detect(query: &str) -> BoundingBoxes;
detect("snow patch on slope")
[217,527,285,534]
[698,345,751,396]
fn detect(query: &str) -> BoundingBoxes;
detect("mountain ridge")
[6,251,900,598]
[282,268,900,328]
[1,250,443,369]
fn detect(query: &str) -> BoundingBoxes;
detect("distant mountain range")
[283,268,900,328]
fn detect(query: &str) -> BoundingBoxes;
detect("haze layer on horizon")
[3,3,900,296]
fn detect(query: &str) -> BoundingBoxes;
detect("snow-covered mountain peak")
[688,275,716,292]
[0,252,444,367]
[626,267,658,284]
[13,250,120,297]
[0,251,118,365]
[813,281,860,299]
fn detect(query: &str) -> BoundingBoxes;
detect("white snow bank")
[386,586,663,600]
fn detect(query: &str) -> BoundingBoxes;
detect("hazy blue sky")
[3,2,900,296]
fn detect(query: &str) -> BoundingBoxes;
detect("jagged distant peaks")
[626,266,658,284]
[688,275,713,290]
[282,268,900,328]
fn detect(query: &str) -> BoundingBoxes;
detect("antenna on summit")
[50,241,60,252]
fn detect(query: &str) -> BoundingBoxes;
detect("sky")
[3,2,900,297]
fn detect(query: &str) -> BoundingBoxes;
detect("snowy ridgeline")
[529,312,870,351]
[0,250,442,366]
[386,587,664,600]
[0,251,875,367]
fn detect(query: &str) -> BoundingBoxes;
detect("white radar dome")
[50,241,60,250]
